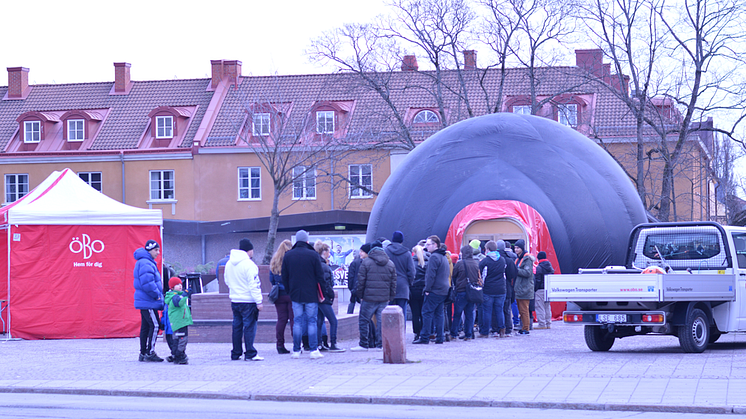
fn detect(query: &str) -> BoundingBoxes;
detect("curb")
[0,387,743,414]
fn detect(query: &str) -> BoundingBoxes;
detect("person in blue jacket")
[134,239,165,362]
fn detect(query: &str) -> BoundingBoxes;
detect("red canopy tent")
[0,169,162,339]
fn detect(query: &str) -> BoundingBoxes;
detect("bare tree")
[384,0,477,123]
[651,0,746,221]
[711,132,745,224]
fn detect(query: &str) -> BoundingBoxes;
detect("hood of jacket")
[486,251,501,262]
[133,247,154,262]
[385,242,409,256]
[368,247,390,266]
[228,249,250,266]
[537,259,554,273]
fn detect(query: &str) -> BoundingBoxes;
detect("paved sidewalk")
[2,323,746,414]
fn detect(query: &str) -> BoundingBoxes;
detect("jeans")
[409,291,425,338]
[535,289,551,327]
[274,294,293,346]
[451,291,475,338]
[391,298,408,319]
[292,301,318,353]
[421,292,447,343]
[231,302,259,359]
[479,293,506,336]
[359,300,387,348]
[317,303,338,345]
[503,293,514,333]
[511,300,521,326]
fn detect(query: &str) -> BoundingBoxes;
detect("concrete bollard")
[382,305,406,364]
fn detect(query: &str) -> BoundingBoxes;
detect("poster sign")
[297,234,366,286]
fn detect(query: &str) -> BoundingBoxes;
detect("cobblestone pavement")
[2,323,746,414]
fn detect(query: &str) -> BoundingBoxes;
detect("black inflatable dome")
[367,113,647,274]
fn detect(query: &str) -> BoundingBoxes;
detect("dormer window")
[24,121,41,143]
[253,113,270,136]
[316,111,335,134]
[67,119,85,142]
[156,116,173,139]
[558,104,578,127]
[413,110,439,124]
[512,105,531,115]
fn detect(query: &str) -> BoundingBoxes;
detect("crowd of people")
[131,230,556,363]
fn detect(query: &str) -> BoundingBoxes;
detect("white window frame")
[23,121,41,143]
[512,105,531,115]
[292,166,316,200]
[413,110,439,124]
[5,173,29,203]
[78,171,102,192]
[558,104,578,127]
[349,164,373,199]
[155,116,174,139]
[252,113,270,136]
[67,119,85,142]
[238,167,261,200]
[316,111,335,134]
[149,170,175,200]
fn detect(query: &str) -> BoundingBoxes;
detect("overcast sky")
[1,0,387,85]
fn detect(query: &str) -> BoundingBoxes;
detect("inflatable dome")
[366,113,647,274]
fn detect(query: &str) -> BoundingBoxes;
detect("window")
[732,233,746,268]
[78,172,102,192]
[642,232,721,261]
[252,113,270,136]
[238,167,261,200]
[349,164,372,198]
[513,105,531,115]
[24,121,41,143]
[292,166,316,200]
[155,116,173,139]
[413,110,439,124]
[558,104,578,127]
[316,111,335,134]
[150,170,175,200]
[67,119,85,141]
[5,174,28,203]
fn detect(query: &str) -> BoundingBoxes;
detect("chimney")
[463,50,477,70]
[113,62,131,93]
[575,49,604,79]
[211,60,224,89]
[401,55,418,71]
[223,60,242,86]
[7,67,29,98]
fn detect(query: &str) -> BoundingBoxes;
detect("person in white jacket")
[225,238,264,361]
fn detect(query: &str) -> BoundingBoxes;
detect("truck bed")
[546,273,736,303]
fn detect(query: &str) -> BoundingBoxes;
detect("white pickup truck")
[546,222,746,353]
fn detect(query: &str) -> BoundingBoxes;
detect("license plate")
[596,314,627,323]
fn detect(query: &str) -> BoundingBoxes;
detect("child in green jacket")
[165,277,193,365]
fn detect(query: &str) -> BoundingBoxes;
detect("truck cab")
[547,221,746,353]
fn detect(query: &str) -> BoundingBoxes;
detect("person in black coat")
[450,245,480,340]
[534,251,555,329]
[497,240,518,336]
[281,230,326,359]
[346,247,365,315]
[478,240,507,338]
[385,231,416,316]
[409,245,428,343]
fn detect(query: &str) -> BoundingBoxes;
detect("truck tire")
[584,325,615,351]
[678,308,709,353]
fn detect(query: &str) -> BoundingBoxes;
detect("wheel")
[584,325,615,351]
[678,308,709,353]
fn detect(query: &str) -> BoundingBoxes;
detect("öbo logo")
[69,234,105,259]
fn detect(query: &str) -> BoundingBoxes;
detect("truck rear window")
[642,232,720,260]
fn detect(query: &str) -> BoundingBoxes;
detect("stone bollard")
[382,305,406,364]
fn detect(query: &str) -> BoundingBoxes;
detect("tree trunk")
[262,189,282,265]
[658,161,675,222]
[635,117,647,208]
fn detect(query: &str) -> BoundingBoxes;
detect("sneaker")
[463,337,471,341]
[350,345,368,352]
[329,345,346,352]
[143,352,164,362]
[166,356,174,363]
[319,346,329,352]
[138,353,145,362]
[310,350,324,359]
[291,351,301,359]
[476,334,489,339]
[245,355,264,361]
[277,346,291,354]
[412,339,429,345]
[174,357,188,365]
[434,340,444,344]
